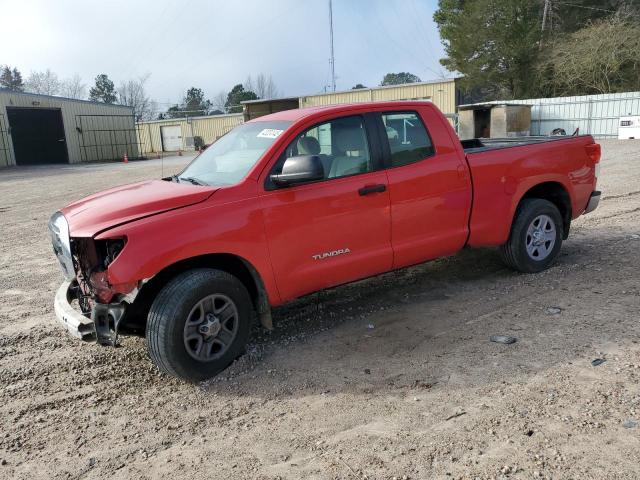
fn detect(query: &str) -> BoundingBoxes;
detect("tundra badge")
[312,248,351,260]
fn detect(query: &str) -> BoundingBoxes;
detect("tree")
[380,72,421,86]
[166,87,212,118]
[351,83,367,89]
[89,74,117,104]
[184,87,211,115]
[254,73,279,99]
[119,74,154,120]
[0,65,24,91]
[225,84,258,113]
[539,13,640,96]
[60,74,87,99]
[25,69,60,96]
[212,90,228,113]
[434,0,542,99]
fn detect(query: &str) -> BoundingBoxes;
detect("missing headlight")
[96,238,126,268]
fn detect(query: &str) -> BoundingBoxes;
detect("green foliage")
[89,74,117,104]
[434,0,640,99]
[0,65,24,91]
[434,0,541,99]
[225,84,258,113]
[380,72,421,86]
[166,87,212,118]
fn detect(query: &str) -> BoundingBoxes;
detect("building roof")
[0,89,133,110]
[240,96,300,105]
[458,101,533,110]
[138,112,243,124]
[300,78,458,98]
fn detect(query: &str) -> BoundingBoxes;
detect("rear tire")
[499,199,563,273]
[146,268,252,382]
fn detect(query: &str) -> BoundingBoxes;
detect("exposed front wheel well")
[519,182,572,239]
[120,254,269,335]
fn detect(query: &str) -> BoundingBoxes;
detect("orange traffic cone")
[123,153,129,163]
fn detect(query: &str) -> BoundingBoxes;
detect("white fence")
[490,92,640,138]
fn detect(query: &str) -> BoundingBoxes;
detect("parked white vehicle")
[618,116,640,140]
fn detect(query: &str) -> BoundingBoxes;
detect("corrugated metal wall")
[485,92,640,138]
[299,79,458,116]
[0,91,136,166]
[136,114,244,154]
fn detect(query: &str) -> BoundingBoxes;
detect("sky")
[1,0,450,108]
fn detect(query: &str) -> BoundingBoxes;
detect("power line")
[555,1,617,13]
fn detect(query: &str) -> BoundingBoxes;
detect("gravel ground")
[1,140,640,479]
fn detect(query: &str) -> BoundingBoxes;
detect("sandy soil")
[1,140,640,480]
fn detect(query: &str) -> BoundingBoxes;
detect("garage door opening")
[161,125,182,152]
[7,108,69,165]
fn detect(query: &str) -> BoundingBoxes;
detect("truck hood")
[62,180,217,237]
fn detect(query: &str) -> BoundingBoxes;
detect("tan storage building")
[299,79,459,117]
[242,79,461,123]
[136,113,244,155]
[0,90,137,167]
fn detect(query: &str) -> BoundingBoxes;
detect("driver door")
[259,114,392,301]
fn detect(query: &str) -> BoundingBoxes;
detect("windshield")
[178,120,292,186]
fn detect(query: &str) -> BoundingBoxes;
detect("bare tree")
[212,90,228,114]
[254,73,279,99]
[540,13,640,95]
[118,74,154,121]
[25,69,60,96]
[244,75,255,95]
[59,74,86,99]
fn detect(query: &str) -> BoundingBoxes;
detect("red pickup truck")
[49,101,601,381]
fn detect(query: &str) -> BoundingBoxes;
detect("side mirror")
[270,155,324,187]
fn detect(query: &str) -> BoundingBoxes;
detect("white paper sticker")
[257,128,284,139]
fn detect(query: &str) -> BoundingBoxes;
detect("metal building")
[136,113,244,155]
[242,79,461,123]
[0,90,137,167]
[469,91,640,138]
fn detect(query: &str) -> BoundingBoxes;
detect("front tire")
[499,199,563,273]
[146,269,252,382]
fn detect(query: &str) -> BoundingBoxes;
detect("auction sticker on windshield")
[257,128,284,139]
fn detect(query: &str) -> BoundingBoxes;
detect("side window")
[381,112,434,167]
[278,115,372,181]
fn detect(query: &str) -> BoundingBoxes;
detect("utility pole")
[328,0,336,92]
[540,0,551,49]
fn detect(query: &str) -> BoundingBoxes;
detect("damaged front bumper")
[54,281,126,346]
[54,281,95,341]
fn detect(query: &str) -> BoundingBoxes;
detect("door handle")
[58,138,65,142]
[358,184,386,196]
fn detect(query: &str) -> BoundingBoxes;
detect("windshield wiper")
[179,176,207,186]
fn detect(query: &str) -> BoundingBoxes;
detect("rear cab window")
[381,111,434,167]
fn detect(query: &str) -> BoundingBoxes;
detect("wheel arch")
[120,253,272,335]
[517,181,572,239]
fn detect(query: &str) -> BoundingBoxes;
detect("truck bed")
[461,135,592,153]
[462,133,598,248]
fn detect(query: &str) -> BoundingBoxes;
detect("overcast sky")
[2,0,449,107]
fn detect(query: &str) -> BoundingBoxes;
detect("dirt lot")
[1,140,640,480]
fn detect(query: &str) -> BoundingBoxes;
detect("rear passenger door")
[377,108,472,268]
